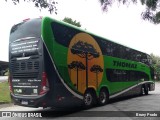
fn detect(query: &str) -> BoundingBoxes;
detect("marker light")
[40,72,49,95]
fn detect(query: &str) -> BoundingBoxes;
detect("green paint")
[41,17,154,96]
[113,60,137,69]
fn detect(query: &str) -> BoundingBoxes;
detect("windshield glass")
[9,18,42,58]
[10,18,41,42]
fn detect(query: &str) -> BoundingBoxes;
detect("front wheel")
[98,89,109,106]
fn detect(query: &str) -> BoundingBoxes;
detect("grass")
[0,81,11,103]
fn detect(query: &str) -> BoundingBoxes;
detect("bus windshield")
[9,18,42,58]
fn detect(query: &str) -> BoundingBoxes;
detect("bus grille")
[10,59,40,79]
[11,60,39,71]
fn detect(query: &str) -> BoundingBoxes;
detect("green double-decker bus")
[9,17,155,108]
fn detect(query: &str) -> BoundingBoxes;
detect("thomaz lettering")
[113,61,137,69]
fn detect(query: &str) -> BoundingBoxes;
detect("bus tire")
[144,86,149,95]
[140,86,144,95]
[98,89,109,106]
[83,90,97,108]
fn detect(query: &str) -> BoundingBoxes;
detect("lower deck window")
[106,69,149,82]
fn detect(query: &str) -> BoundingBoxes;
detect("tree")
[99,0,160,24]
[150,53,160,80]
[5,0,58,14]
[62,17,81,27]
[68,61,85,90]
[7,0,160,24]
[90,65,103,89]
[71,41,99,88]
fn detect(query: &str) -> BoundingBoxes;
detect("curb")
[0,103,13,109]
[0,102,10,105]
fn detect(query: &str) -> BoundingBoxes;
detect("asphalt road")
[0,82,160,120]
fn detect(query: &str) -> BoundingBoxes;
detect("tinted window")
[51,22,79,47]
[10,38,41,58]
[9,18,42,58]
[51,21,150,66]
[10,18,41,42]
[106,69,149,82]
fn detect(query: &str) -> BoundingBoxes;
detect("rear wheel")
[140,86,144,95]
[140,85,149,95]
[144,86,149,95]
[98,89,109,106]
[83,90,97,108]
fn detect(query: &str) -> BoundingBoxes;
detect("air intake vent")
[27,62,32,69]
[34,61,39,70]
[10,57,40,79]
[21,62,26,70]
[11,60,40,72]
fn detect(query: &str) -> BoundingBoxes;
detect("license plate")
[21,100,28,105]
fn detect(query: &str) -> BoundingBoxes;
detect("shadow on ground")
[28,93,155,118]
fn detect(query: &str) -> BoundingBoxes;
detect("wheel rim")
[100,91,106,104]
[84,93,92,106]
[145,87,149,95]
[141,87,144,95]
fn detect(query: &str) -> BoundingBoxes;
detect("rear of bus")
[9,18,50,107]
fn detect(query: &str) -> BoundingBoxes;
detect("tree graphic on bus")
[70,41,99,89]
[90,65,103,89]
[67,33,104,94]
[68,61,85,90]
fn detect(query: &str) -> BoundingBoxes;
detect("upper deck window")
[10,18,41,43]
